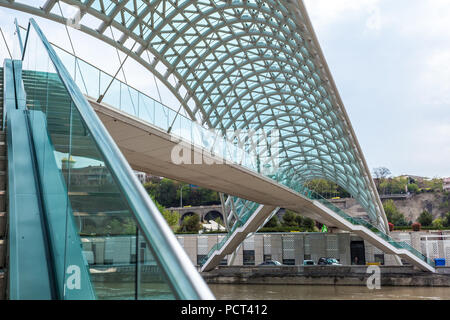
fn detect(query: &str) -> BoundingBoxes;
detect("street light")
[180,184,185,207]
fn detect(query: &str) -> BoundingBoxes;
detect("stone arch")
[204,210,224,224]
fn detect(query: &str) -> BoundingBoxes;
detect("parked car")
[303,260,315,266]
[258,260,282,266]
[317,257,342,266]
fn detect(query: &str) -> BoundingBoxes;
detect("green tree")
[372,167,391,194]
[443,212,450,228]
[149,194,180,227]
[280,210,316,231]
[282,210,298,227]
[423,178,443,192]
[162,210,181,228]
[178,214,201,233]
[383,200,408,226]
[407,183,419,193]
[418,210,433,226]
[144,178,221,207]
[264,215,279,228]
[295,215,304,227]
[304,179,342,199]
[144,178,179,207]
[432,218,444,229]
[301,217,316,231]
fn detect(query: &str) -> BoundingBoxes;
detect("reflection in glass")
[21,23,177,299]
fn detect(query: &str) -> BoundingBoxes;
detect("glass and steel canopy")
[0,0,388,231]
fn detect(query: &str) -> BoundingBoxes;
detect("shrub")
[418,210,433,226]
[264,215,279,228]
[407,183,419,193]
[412,222,421,231]
[432,218,444,230]
[383,200,408,226]
[258,226,305,233]
[178,214,201,233]
[444,212,450,228]
[282,210,298,227]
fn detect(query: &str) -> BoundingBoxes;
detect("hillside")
[332,193,449,223]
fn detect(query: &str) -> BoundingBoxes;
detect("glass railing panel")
[137,232,174,300]
[120,82,138,116]
[154,101,169,130]
[22,24,96,299]
[138,94,155,124]
[77,58,101,99]
[21,19,199,299]
[102,77,122,110]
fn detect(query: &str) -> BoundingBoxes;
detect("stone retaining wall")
[202,266,450,287]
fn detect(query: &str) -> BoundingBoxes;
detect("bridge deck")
[89,98,339,229]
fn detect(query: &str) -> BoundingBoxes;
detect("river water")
[208,284,450,300]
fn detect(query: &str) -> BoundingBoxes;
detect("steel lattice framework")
[0,0,389,231]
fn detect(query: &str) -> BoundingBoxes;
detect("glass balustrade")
[19,19,213,299]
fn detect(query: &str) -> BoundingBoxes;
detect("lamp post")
[180,184,185,207]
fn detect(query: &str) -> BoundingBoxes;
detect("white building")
[134,171,151,184]
[444,178,450,192]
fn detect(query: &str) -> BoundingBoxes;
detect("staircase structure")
[0,66,6,299]
[0,19,213,300]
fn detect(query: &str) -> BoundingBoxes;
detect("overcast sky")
[0,1,449,178]
[303,0,450,178]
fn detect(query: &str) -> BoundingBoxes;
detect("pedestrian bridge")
[0,0,436,300]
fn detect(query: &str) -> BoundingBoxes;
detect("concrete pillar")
[271,234,282,262]
[364,241,375,263]
[326,234,339,260]
[294,234,304,265]
[310,233,326,263]
[94,239,105,265]
[338,233,350,265]
[437,233,445,259]
[254,234,264,265]
[410,232,422,253]
[207,234,217,252]
[304,234,311,260]
[230,244,243,266]
[384,254,400,266]
[182,235,197,266]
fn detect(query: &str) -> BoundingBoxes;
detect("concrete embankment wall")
[202,266,450,287]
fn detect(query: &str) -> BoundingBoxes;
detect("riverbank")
[202,266,450,287]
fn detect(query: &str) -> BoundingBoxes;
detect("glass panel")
[138,232,174,300]
[21,21,179,299]
[102,77,121,109]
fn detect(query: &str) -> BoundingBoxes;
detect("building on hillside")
[134,171,154,184]
[444,178,450,192]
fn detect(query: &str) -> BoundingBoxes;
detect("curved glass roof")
[1,0,388,231]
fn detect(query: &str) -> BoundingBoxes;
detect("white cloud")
[389,0,450,39]
[417,49,450,106]
[304,0,382,31]
[365,6,382,32]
